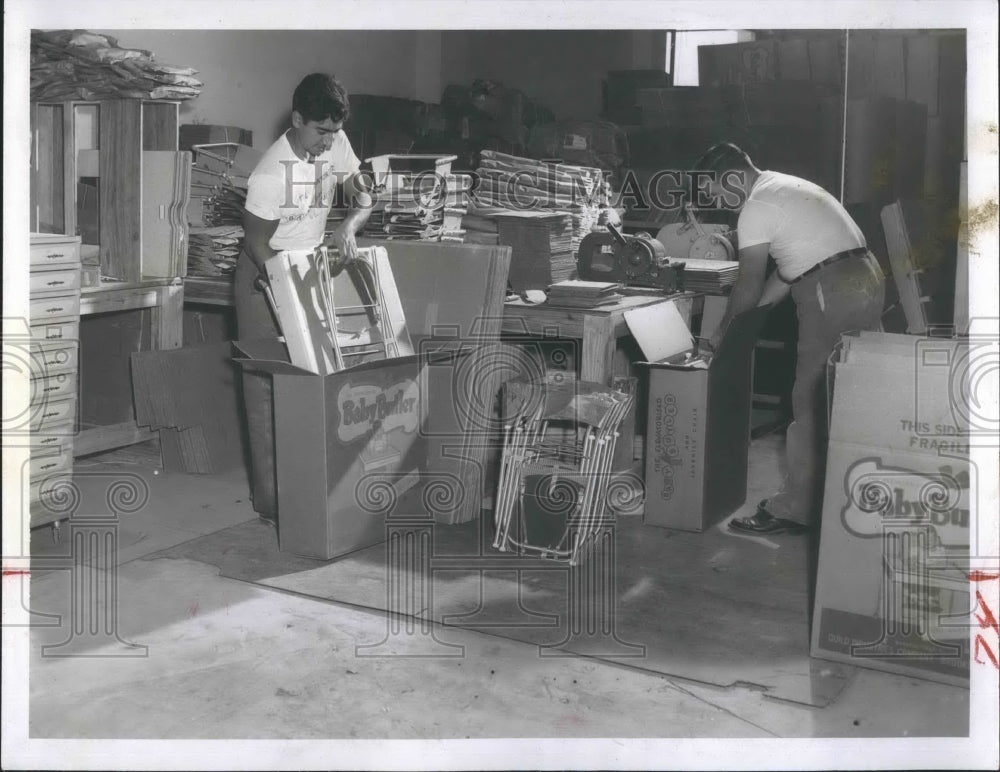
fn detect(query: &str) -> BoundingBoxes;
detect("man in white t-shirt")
[697,143,885,536]
[236,72,372,522]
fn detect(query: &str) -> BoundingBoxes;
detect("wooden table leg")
[150,281,184,350]
[581,315,616,386]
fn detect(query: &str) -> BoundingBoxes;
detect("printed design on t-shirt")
[276,158,352,215]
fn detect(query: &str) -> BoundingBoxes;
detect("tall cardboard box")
[235,340,485,560]
[811,334,971,686]
[626,304,770,531]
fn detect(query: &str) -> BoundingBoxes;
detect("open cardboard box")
[626,302,771,531]
[235,340,429,560]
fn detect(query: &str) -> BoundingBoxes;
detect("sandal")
[728,500,810,535]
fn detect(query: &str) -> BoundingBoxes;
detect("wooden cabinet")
[30,99,190,283]
[28,233,82,528]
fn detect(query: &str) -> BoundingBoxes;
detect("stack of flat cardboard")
[545,280,624,309]
[494,211,575,292]
[460,213,500,246]
[678,258,740,294]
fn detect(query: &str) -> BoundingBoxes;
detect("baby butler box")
[626,303,770,531]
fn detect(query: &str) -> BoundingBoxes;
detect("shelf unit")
[30,99,190,283]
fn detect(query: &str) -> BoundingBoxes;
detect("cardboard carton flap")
[232,339,311,376]
[626,301,771,369]
[711,304,771,363]
[624,301,694,362]
[233,339,425,377]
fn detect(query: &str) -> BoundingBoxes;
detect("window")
[668,30,755,86]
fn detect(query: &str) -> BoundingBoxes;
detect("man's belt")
[787,246,869,284]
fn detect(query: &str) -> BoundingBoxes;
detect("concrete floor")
[15,436,988,765]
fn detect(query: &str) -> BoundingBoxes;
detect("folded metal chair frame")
[263,246,412,374]
[493,375,634,565]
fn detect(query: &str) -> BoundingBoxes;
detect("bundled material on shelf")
[460,213,500,245]
[187,226,244,277]
[493,374,635,565]
[494,211,576,292]
[185,143,261,272]
[31,29,203,101]
[677,258,740,294]
[365,155,472,242]
[473,149,611,255]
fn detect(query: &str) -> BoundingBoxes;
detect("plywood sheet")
[99,99,143,281]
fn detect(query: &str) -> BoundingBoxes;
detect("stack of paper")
[678,259,740,294]
[473,150,612,254]
[494,211,577,292]
[185,144,261,272]
[545,279,624,308]
[366,173,472,242]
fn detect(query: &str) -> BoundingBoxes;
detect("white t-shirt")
[738,170,866,281]
[244,131,361,252]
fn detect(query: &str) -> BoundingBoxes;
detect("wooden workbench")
[183,277,700,386]
[183,275,234,307]
[500,291,699,385]
[74,276,184,456]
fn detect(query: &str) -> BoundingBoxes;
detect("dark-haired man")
[697,143,885,535]
[236,72,372,522]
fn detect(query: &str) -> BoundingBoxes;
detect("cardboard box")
[235,340,430,560]
[235,338,488,559]
[811,333,970,686]
[627,303,770,531]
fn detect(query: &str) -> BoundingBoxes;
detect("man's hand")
[325,224,358,271]
[701,325,725,356]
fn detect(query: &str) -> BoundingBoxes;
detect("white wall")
[94,29,668,145]
[96,30,428,148]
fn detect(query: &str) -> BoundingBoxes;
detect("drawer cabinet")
[29,233,82,528]
[29,267,81,295]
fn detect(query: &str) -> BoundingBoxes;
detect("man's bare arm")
[243,210,281,276]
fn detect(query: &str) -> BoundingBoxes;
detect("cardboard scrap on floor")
[131,342,247,474]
